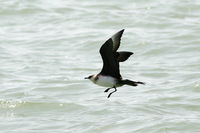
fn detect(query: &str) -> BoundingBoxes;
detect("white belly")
[95,76,117,87]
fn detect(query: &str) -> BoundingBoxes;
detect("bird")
[85,29,145,98]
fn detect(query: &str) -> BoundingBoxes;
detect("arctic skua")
[85,29,145,98]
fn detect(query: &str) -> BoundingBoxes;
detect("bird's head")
[84,75,97,83]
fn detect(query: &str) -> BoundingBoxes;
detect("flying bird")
[85,29,145,98]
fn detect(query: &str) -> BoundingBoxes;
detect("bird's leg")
[104,87,112,93]
[107,86,117,98]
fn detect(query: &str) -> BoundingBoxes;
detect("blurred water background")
[0,0,200,132]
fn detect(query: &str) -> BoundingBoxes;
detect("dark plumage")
[85,29,145,98]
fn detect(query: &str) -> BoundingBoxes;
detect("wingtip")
[116,29,124,34]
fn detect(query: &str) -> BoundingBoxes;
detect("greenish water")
[0,0,200,132]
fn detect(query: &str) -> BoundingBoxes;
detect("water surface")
[0,0,200,132]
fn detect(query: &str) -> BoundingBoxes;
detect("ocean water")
[0,0,200,132]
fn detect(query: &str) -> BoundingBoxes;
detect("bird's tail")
[121,79,145,86]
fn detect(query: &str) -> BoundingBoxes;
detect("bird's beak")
[84,77,89,79]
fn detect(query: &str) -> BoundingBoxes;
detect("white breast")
[95,75,117,87]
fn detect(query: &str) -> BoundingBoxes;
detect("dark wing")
[111,29,124,52]
[116,51,133,62]
[99,38,121,79]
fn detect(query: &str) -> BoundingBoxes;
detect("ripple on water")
[1,0,200,132]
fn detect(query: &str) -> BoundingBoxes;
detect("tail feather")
[121,79,145,86]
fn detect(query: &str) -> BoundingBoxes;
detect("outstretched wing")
[99,29,130,79]
[111,29,124,52]
[99,38,121,79]
[116,51,133,62]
